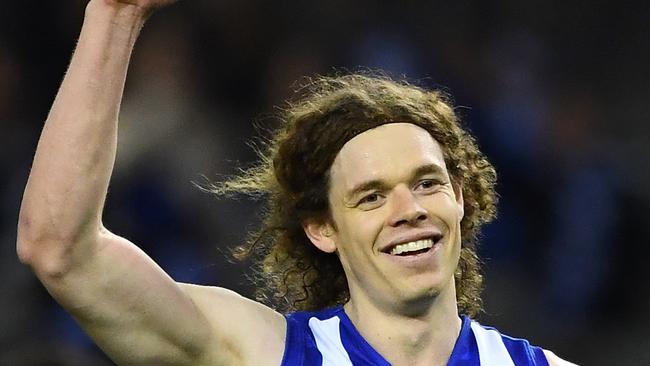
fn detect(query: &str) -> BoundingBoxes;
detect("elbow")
[16,232,75,280]
[16,227,56,276]
[16,211,84,278]
[16,212,38,266]
[16,236,34,267]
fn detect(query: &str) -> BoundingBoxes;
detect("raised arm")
[16,1,285,365]
[18,1,148,265]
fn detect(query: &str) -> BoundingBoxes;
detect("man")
[17,0,575,365]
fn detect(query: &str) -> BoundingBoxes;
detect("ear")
[302,219,337,253]
[452,181,464,220]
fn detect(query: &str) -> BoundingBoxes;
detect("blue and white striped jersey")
[281,306,549,366]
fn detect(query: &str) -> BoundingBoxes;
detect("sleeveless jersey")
[281,306,549,366]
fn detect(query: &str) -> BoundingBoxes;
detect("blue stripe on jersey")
[282,307,329,366]
[337,308,392,366]
[476,323,550,366]
[447,316,480,366]
[281,306,549,366]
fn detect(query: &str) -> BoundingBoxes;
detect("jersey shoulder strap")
[281,306,390,366]
[448,316,550,366]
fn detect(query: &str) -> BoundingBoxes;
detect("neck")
[344,283,461,366]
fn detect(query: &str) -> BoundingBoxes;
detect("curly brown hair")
[210,73,497,317]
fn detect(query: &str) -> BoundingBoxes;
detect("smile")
[382,232,444,257]
[390,239,434,255]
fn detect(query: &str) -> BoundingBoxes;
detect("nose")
[387,185,428,227]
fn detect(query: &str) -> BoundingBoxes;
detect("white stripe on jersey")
[470,321,515,366]
[308,316,354,366]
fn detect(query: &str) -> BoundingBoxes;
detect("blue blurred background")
[1,0,648,364]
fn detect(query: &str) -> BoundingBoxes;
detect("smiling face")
[304,123,465,313]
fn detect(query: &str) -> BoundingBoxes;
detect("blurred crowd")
[1,1,648,365]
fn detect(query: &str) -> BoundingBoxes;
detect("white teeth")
[390,239,434,255]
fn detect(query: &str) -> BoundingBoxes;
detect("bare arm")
[17,1,284,365]
[544,350,580,366]
[17,0,141,261]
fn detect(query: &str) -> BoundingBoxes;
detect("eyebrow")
[345,163,447,201]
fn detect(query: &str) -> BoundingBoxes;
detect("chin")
[391,285,439,315]
[396,275,455,312]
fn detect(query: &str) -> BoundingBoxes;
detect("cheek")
[430,191,461,219]
[334,209,385,251]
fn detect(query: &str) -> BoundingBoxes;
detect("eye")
[357,192,385,209]
[420,180,435,189]
[360,193,379,204]
[416,179,445,191]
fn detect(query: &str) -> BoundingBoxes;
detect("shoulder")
[543,349,579,366]
[180,284,286,330]
[468,318,538,352]
[464,317,557,366]
[285,305,343,322]
[283,306,358,366]
[284,306,344,344]
[467,317,579,366]
[179,283,287,366]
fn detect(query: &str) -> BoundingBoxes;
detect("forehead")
[330,123,448,192]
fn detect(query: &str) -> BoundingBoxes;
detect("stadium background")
[1,0,648,364]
